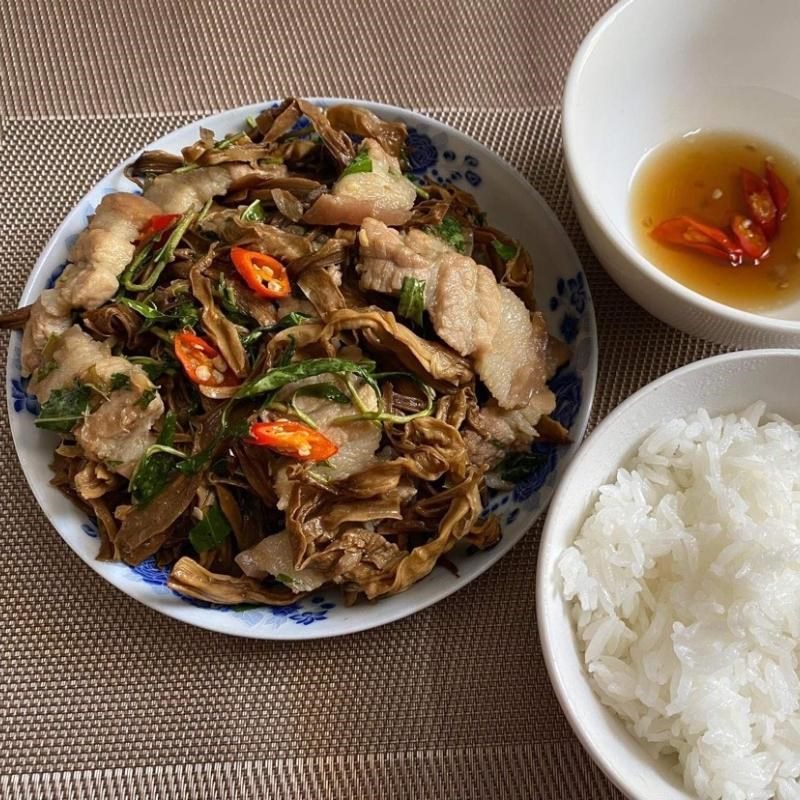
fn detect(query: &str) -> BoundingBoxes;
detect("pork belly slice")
[143,163,257,214]
[21,193,161,375]
[303,139,417,227]
[30,325,164,477]
[358,217,549,409]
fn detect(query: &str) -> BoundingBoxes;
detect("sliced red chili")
[140,213,181,242]
[741,168,778,239]
[230,247,291,298]
[651,216,743,265]
[731,215,770,261]
[174,332,238,388]
[247,420,338,461]
[765,162,790,221]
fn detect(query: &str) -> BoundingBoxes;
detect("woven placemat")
[0,106,729,800]
[0,1,730,798]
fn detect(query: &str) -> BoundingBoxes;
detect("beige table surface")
[0,2,729,797]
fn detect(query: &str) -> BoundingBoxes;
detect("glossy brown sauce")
[631,132,800,312]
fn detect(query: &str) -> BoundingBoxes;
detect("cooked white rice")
[559,403,800,800]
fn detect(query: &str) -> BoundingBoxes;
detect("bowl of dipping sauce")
[563,0,800,347]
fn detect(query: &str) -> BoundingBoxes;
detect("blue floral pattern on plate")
[45,261,67,290]
[7,99,596,637]
[407,128,481,187]
[130,557,170,586]
[271,596,336,626]
[125,557,337,627]
[11,376,38,414]
[80,522,99,539]
[551,273,587,345]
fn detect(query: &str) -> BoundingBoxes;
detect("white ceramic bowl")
[7,99,597,639]
[537,349,800,799]
[563,0,800,347]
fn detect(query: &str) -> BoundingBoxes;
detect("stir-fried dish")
[0,98,569,606]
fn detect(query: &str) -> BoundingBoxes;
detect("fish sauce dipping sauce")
[562,0,800,345]
[631,132,800,315]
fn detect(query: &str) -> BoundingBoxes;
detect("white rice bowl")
[560,402,800,800]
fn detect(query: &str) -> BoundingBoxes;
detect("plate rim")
[7,97,598,639]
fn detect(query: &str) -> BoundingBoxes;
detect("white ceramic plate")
[537,349,800,799]
[8,98,597,638]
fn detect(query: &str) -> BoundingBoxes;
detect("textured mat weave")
[0,2,729,798]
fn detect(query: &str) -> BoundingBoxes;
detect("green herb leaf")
[118,240,156,293]
[294,383,350,404]
[129,412,181,504]
[109,372,131,391]
[276,311,316,329]
[121,297,200,330]
[129,356,177,381]
[426,216,466,253]
[196,197,213,224]
[240,199,266,222]
[129,444,184,504]
[153,210,195,266]
[340,150,372,178]
[34,360,58,382]
[215,131,246,150]
[334,370,435,425]
[217,276,254,326]
[285,382,351,429]
[276,335,296,368]
[118,298,162,320]
[245,115,257,129]
[175,445,215,477]
[136,387,157,409]
[236,357,376,399]
[491,240,519,262]
[35,381,91,433]
[405,173,430,199]
[174,413,248,477]
[397,276,426,327]
[174,299,201,329]
[158,410,177,446]
[121,209,196,293]
[497,451,547,483]
[189,503,232,552]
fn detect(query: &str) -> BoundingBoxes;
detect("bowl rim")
[8,96,599,639]
[562,0,800,335]
[536,347,800,798]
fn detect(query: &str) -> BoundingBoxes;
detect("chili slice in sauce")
[741,167,779,240]
[731,215,770,261]
[650,216,744,265]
